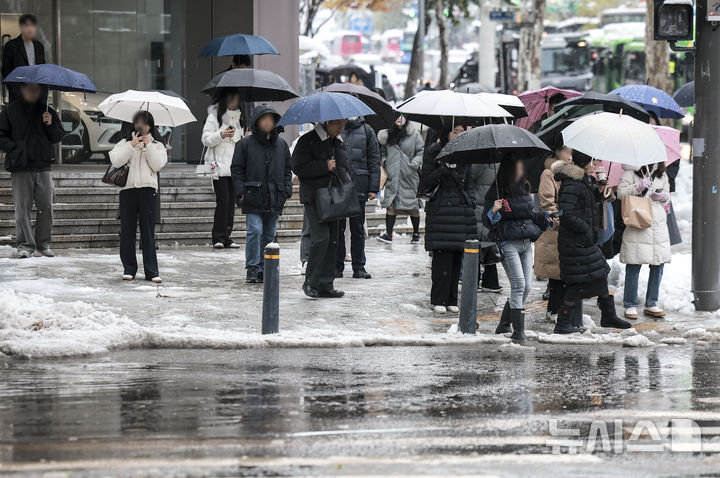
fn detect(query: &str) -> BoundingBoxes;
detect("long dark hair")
[214,89,242,129]
[123,110,165,145]
[387,117,408,145]
[495,156,529,198]
[640,162,666,179]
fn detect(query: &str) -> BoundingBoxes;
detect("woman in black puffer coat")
[420,125,478,313]
[554,151,631,332]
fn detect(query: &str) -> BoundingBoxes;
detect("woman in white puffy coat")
[201,90,243,248]
[617,162,671,320]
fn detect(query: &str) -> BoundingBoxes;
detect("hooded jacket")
[230,104,292,215]
[201,104,243,177]
[378,122,424,211]
[341,117,381,200]
[617,164,671,265]
[554,160,610,285]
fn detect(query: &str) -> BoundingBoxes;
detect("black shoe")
[572,300,586,332]
[542,285,551,301]
[554,303,583,334]
[598,295,632,329]
[509,309,527,342]
[335,267,344,279]
[246,267,259,284]
[319,289,345,298]
[377,233,392,244]
[302,282,319,299]
[257,269,264,284]
[352,268,372,279]
[495,300,511,334]
[410,234,421,244]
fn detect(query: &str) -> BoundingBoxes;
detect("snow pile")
[681,327,720,343]
[536,328,655,347]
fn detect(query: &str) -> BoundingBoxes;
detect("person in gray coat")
[377,116,424,244]
[469,162,502,293]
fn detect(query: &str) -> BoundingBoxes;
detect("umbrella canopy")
[478,92,528,119]
[202,68,298,101]
[277,92,375,127]
[198,33,279,58]
[98,90,196,127]
[611,84,684,119]
[316,82,396,131]
[329,63,369,80]
[397,90,511,130]
[516,86,581,130]
[561,112,665,167]
[555,92,650,123]
[3,64,96,92]
[673,81,694,108]
[436,124,550,164]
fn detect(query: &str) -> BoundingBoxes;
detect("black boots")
[572,300,585,331]
[509,309,527,342]
[495,300,511,334]
[598,295,632,329]
[554,302,584,334]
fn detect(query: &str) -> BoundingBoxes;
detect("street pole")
[478,0,497,88]
[459,240,480,334]
[692,0,720,311]
[262,243,280,334]
[418,0,425,82]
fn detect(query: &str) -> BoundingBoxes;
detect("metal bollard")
[262,242,280,334]
[459,239,480,334]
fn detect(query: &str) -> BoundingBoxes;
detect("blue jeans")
[500,239,534,309]
[245,212,279,270]
[624,264,664,308]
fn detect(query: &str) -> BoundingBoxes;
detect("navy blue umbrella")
[277,92,375,127]
[2,64,97,92]
[199,33,279,58]
[611,85,684,119]
[673,81,693,108]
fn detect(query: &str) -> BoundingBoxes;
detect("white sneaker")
[624,307,638,319]
[213,242,224,249]
[545,311,557,322]
[17,249,31,259]
[226,242,241,249]
[644,306,666,318]
[39,248,55,257]
[431,304,447,314]
[151,277,163,284]
[300,262,307,275]
[122,274,134,281]
[446,305,459,313]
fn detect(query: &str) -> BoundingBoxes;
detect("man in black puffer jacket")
[231,104,292,284]
[337,117,380,279]
[554,153,631,333]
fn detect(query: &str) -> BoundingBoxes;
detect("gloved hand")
[635,177,652,192]
[650,190,669,203]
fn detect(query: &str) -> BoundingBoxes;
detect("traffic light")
[654,0,695,41]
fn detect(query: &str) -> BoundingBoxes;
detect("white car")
[59,91,123,163]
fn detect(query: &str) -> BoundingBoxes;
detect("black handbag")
[102,163,129,187]
[480,241,504,265]
[314,172,362,223]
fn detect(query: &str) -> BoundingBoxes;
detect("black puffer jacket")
[0,100,65,172]
[291,126,350,204]
[554,160,610,285]
[420,142,478,251]
[341,117,381,200]
[483,181,547,242]
[231,104,293,215]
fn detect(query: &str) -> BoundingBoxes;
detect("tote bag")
[621,194,653,230]
[314,172,362,223]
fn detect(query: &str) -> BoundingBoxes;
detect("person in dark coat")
[0,82,64,258]
[484,157,553,341]
[231,104,292,284]
[554,151,631,333]
[336,116,381,279]
[292,120,350,299]
[420,125,478,314]
[1,14,46,103]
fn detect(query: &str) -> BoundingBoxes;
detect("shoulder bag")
[196,144,219,179]
[102,162,129,187]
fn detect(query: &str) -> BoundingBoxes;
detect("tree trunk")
[436,0,448,89]
[517,0,544,92]
[644,0,672,93]
[404,2,429,99]
[303,0,322,37]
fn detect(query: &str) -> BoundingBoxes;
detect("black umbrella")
[555,92,650,123]
[436,124,550,164]
[316,82,397,132]
[329,63,369,80]
[202,68,298,101]
[673,81,693,108]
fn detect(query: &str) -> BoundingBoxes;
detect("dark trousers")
[478,263,499,289]
[431,249,463,307]
[304,202,339,291]
[547,278,566,314]
[212,177,235,245]
[336,200,366,272]
[119,187,159,278]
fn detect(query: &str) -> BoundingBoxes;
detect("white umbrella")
[397,89,511,129]
[98,90,196,127]
[477,92,528,119]
[561,111,666,167]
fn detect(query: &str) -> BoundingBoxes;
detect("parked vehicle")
[330,30,364,59]
[540,33,594,92]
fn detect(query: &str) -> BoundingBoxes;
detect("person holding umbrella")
[202,88,243,249]
[0,82,65,258]
[109,111,168,283]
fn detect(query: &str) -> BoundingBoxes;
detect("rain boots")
[598,295,632,329]
[510,309,527,342]
[554,302,583,334]
[495,300,511,334]
[572,300,586,333]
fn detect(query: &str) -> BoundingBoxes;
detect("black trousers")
[119,187,159,278]
[212,177,235,245]
[336,200,366,272]
[431,249,463,307]
[304,202,339,291]
[547,279,567,314]
[478,262,499,289]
